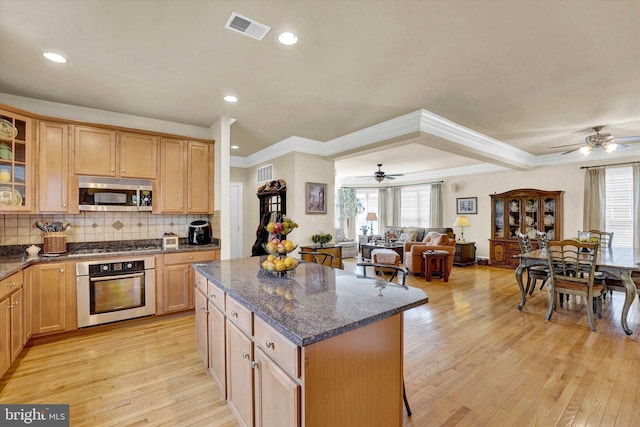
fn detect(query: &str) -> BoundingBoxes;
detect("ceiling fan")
[551,126,640,156]
[359,163,404,183]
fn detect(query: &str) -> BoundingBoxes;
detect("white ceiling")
[1,0,639,184]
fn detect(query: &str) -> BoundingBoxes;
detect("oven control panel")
[88,260,146,276]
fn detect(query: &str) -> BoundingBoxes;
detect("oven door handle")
[89,272,145,282]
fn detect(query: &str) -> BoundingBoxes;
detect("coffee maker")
[187,220,212,245]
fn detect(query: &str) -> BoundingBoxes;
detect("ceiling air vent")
[226,12,271,41]
[257,164,273,183]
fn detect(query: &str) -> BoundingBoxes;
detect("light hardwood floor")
[2,261,640,426]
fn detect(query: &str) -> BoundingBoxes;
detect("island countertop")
[193,258,428,346]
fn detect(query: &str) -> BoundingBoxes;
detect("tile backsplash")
[0,211,220,246]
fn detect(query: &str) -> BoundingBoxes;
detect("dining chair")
[299,251,335,267]
[586,230,613,248]
[544,239,604,331]
[517,232,549,295]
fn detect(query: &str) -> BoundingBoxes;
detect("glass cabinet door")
[494,199,505,238]
[542,197,556,240]
[524,198,538,239]
[0,111,31,210]
[508,198,520,238]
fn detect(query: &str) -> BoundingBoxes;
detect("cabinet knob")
[63,203,67,207]
[121,169,125,173]
[251,361,259,369]
[209,293,216,299]
[111,168,115,172]
[242,352,250,360]
[199,305,207,312]
[60,269,64,273]
[230,311,238,317]
[265,341,274,349]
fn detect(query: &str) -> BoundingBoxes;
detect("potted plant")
[311,233,333,247]
[360,224,369,236]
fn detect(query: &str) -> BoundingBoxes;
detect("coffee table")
[361,243,404,261]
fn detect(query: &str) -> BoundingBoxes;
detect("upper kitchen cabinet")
[156,138,214,214]
[73,125,157,179]
[38,121,79,213]
[0,108,35,213]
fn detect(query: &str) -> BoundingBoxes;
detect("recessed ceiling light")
[43,52,68,63]
[231,145,240,150]
[278,32,298,46]
[224,95,238,103]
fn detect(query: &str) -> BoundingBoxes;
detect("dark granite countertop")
[0,242,220,281]
[193,258,428,347]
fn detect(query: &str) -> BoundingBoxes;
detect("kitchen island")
[193,258,428,427]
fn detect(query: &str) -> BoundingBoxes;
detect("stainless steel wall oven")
[76,256,156,327]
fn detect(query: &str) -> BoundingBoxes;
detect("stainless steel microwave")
[78,176,153,211]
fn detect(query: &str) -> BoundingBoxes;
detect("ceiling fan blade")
[615,136,640,143]
[550,142,583,149]
[386,173,404,177]
[385,176,396,180]
[561,147,581,155]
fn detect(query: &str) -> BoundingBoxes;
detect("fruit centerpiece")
[261,217,300,276]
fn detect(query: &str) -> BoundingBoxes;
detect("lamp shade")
[366,212,378,221]
[454,215,470,227]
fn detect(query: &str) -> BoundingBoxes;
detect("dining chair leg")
[403,379,412,416]
[586,296,597,331]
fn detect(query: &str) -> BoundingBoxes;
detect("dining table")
[515,246,640,335]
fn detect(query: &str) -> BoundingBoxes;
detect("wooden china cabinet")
[0,108,35,213]
[489,188,564,268]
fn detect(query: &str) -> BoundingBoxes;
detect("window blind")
[605,166,633,247]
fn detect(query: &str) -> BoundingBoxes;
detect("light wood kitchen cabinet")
[195,283,209,366]
[26,261,77,335]
[73,125,157,179]
[157,138,213,214]
[38,121,78,213]
[208,297,226,397]
[1,271,27,378]
[226,320,254,427]
[254,346,300,427]
[0,108,35,213]
[156,250,219,314]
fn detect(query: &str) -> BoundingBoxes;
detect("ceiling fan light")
[604,143,618,153]
[375,176,384,183]
[579,145,592,156]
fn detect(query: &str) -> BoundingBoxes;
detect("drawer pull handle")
[265,341,274,349]
[242,352,250,360]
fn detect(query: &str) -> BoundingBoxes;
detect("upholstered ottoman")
[372,248,401,273]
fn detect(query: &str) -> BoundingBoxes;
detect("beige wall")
[445,155,640,259]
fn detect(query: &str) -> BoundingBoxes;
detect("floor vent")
[226,12,271,41]
[257,164,273,183]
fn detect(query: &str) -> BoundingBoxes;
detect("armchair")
[334,228,358,258]
[403,232,456,276]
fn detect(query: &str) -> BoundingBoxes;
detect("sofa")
[334,228,358,258]
[398,227,456,276]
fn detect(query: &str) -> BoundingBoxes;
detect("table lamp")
[366,212,378,235]
[454,215,470,243]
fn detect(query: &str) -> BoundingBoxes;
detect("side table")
[423,250,450,282]
[454,242,476,266]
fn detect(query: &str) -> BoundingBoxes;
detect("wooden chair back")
[299,251,335,267]
[587,230,613,248]
[517,232,533,254]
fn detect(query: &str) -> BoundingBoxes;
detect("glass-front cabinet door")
[0,109,33,212]
[542,197,556,240]
[494,199,505,238]
[508,198,521,238]
[523,198,538,239]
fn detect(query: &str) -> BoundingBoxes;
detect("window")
[356,189,378,235]
[400,185,431,227]
[605,166,633,247]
